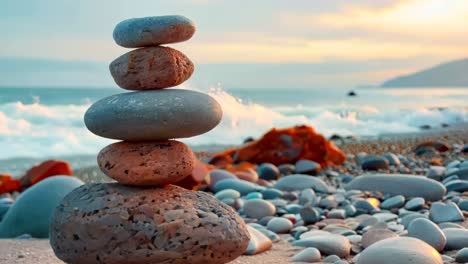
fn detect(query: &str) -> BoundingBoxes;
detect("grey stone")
[299,188,317,205]
[214,189,241,200]
[405,197,426,211]
[214,179,259,195]
[380,195,405,210]
[400,213,429,228]
[357,237,443,264]
[455,248,468,263]
[113,15,195,48]
[85,89,222,140]
[361,156,389,171]
[261,188,283,200]
[257,163,280,180]
[243,199,276,219]
[345,174,446,201]
[429,202,465,223]
[0,176,83,238]
[427,166,445,181]
[300,206,320,224]
[274,175,330,193]
[293,234,351,257]
[291,247,321,262]
[445,180,468,192]
[408,218,447,252]
[266,217,293,234]
[383,153,400,166]
[443,228,468,250]
[361,227,398,248]
[295,160,321,175]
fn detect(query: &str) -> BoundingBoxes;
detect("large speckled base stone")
[113,15,196,48]
[110,46,194,90]
[50,184,250,264]
[84,89,222,141]
[98,140,194,186]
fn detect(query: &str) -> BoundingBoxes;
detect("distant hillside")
[381,58,468,87]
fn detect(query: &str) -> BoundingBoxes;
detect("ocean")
[0,86,467,160]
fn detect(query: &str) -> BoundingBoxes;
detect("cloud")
[285,0,468,37]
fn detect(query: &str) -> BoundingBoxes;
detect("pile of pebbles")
[208,141,468,263]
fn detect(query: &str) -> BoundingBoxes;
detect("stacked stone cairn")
[50,15,250,264]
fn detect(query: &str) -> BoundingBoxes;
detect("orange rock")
[0,174,20,194]
[175,159,213,190]
[210,125,346,167]
[20,160,73,190]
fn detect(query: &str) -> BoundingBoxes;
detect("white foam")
[0,88,466,159]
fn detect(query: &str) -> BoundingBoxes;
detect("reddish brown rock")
[98,140,195,186]
[0,174,20,194]
[110,46,194,90]
[50,184,250,264]
[174,159,212,190]
[20,160,73,190]
[210,125,346,167]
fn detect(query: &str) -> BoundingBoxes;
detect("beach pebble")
[243,199,276,219]
[0,176,83,238]
[345,174,446,201]
[215,189,241,200]
[50,184,249,263]
[257,163,280,180]
[110,46,193,90]
[455,248,468,263]
[445,179,468,192]
[261,188,283,199]
[299,188,317,205]
[300,206,320,224]
[113,15,195,48]
[267,217,293,234]
[357,237,443,264]
[291,247,322,262]
[400,213,428,228]
[361,227,398,248]
[295,159,322,175]
[380,195,405,210]
[459,200,468,211]
[85,89,222,140]
[245,192,263,200]
[208,169,237,190]
[293,234,351,257]
[278,164,295,175]
[408,218,447,252]
[429,202,465,223]
[361,156,389,171]
[383,153,400,166]
[97,140,194,186]
[447,168,468,180]
[324,255,341,262]
[234,169,259,183]
[244,225,272,255]
[274,174,329,192]
[405,197,425,211]
[443,228,468,250]
[427,166,446,181]
[214,179,259,195]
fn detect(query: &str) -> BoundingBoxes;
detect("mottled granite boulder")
[50,184,249,264]
[98,140,194,186]
[110,46,194,90]
[113,15,195,48]
[84,89,222,141]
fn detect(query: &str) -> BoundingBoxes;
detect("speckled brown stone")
[109,46,194,90]
[97,140,194,186]
[50,184,250,264]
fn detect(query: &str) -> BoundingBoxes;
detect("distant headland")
[381,58,468,88]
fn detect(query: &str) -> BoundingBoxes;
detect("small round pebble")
[266,217,293,234]
[243,199,276,219]
[291,247,321,262]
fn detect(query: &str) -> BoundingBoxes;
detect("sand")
[0,238,303,264]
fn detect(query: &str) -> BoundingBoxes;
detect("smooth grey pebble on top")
[113,15,196,48]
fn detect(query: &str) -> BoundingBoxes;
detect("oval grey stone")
[113,15,195,48]
[357,237,443,264]
[273,174,330,193]
[443,228,468,250]
[293,234,351,257]
[84,89,222,140]
[345,174,446,201]
[408,218,447,252]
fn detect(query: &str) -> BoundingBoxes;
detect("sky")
[1,0,468,89]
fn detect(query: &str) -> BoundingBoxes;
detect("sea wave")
[0,88,467,159]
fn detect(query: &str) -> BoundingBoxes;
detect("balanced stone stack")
[50,15,249,264]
